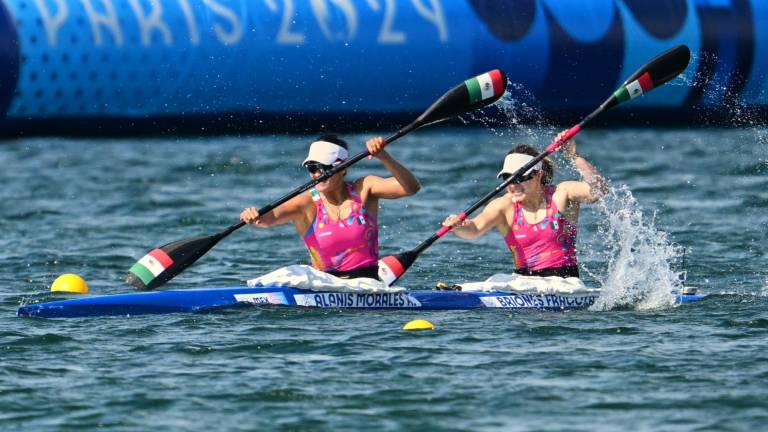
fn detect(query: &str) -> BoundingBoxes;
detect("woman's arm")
[442,197,506,240]
[240,194,309,228]
[364,136,421,199]
[559,132,608,203]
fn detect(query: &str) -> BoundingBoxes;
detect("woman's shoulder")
[552,180,595,208]
[356,174,382,185]
[291,190,316,206]
[351,176,367,191]
[553,180,587,194]
[354,175,385,193]
[486,194,513,213]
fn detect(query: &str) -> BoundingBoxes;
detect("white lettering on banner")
[370,0,405,44]
[33,0,69,47]
[81,0,124,46]
[32,0,449,48]
[480,294,597,309]
[310,0,358,41]
[203,0,242,45]
[293,293,422,308]
[177,0,200,45]
[265,0,305,44]
[411,0,447,41]
[128,0,173,46]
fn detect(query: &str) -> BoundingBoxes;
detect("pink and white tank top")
[503,185,578,272]
[303,182,378,272]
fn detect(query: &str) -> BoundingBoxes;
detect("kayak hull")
[16,286,704,319]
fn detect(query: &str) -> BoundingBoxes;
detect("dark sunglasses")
[305,162,333,175]
[500,171,537,184]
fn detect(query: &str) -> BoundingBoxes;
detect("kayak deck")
[16,286,704,318]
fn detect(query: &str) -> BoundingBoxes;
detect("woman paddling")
[442,132,606,278]
[240,134,421,280]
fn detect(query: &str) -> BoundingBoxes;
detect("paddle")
[378,45,692,286]
[126,70,508,290]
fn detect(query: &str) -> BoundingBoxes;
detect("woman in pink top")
[443,131,606,278]
[240,134,421,280]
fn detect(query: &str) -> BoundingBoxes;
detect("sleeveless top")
[503,185,578,272]
[303,182,379,272]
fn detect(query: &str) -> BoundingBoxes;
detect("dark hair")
[314,134,348,150]
[507,144,554,185]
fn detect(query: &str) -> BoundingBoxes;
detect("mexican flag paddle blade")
[414,69,507,127]
[126,234,226,290]
[606,45,691,108]
[378,250,419,286]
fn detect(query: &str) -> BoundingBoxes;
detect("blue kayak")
[16,286,704,319]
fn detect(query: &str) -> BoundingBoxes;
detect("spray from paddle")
[589,185,684,311]
[460,81,554,140]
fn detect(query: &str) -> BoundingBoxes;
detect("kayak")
[17,285,704,319]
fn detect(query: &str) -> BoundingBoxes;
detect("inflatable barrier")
[0,0,766,135]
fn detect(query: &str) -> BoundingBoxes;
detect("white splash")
[590,185,683,311]
[676,51,768,128]
[461,81,554,141]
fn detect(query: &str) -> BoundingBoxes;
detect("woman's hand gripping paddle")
[378,45,692,286]
[126,70,508,290]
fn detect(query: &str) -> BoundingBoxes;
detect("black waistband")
[326,266,380,281]
[514,265,580,278]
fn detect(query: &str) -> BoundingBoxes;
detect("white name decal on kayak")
[234,292,288,305]
[480,294,597,309]
[294,292,421,308]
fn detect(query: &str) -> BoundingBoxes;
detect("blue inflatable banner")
[0,0,765,135]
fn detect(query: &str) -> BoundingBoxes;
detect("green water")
[2,128,767,430]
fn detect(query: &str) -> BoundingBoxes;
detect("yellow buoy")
[51,273,89,294]
[403,319,435,331]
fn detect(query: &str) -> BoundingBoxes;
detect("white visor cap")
[303,140,349,166]
[497,153,542,178]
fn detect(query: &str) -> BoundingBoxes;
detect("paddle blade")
[377,250,418,286]
[624,44,691,88]
[607,45,691,109]
[125,234,224,290]
[414,69,507,127]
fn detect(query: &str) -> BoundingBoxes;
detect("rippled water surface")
[2,127,767,431]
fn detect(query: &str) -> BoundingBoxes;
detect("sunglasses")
[305,162,334,175]
[500,171,537,184]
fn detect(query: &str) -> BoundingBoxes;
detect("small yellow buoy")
[51,273,89,294]
[403,319,435,331]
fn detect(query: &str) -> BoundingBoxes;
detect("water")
[2,127,767,430]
